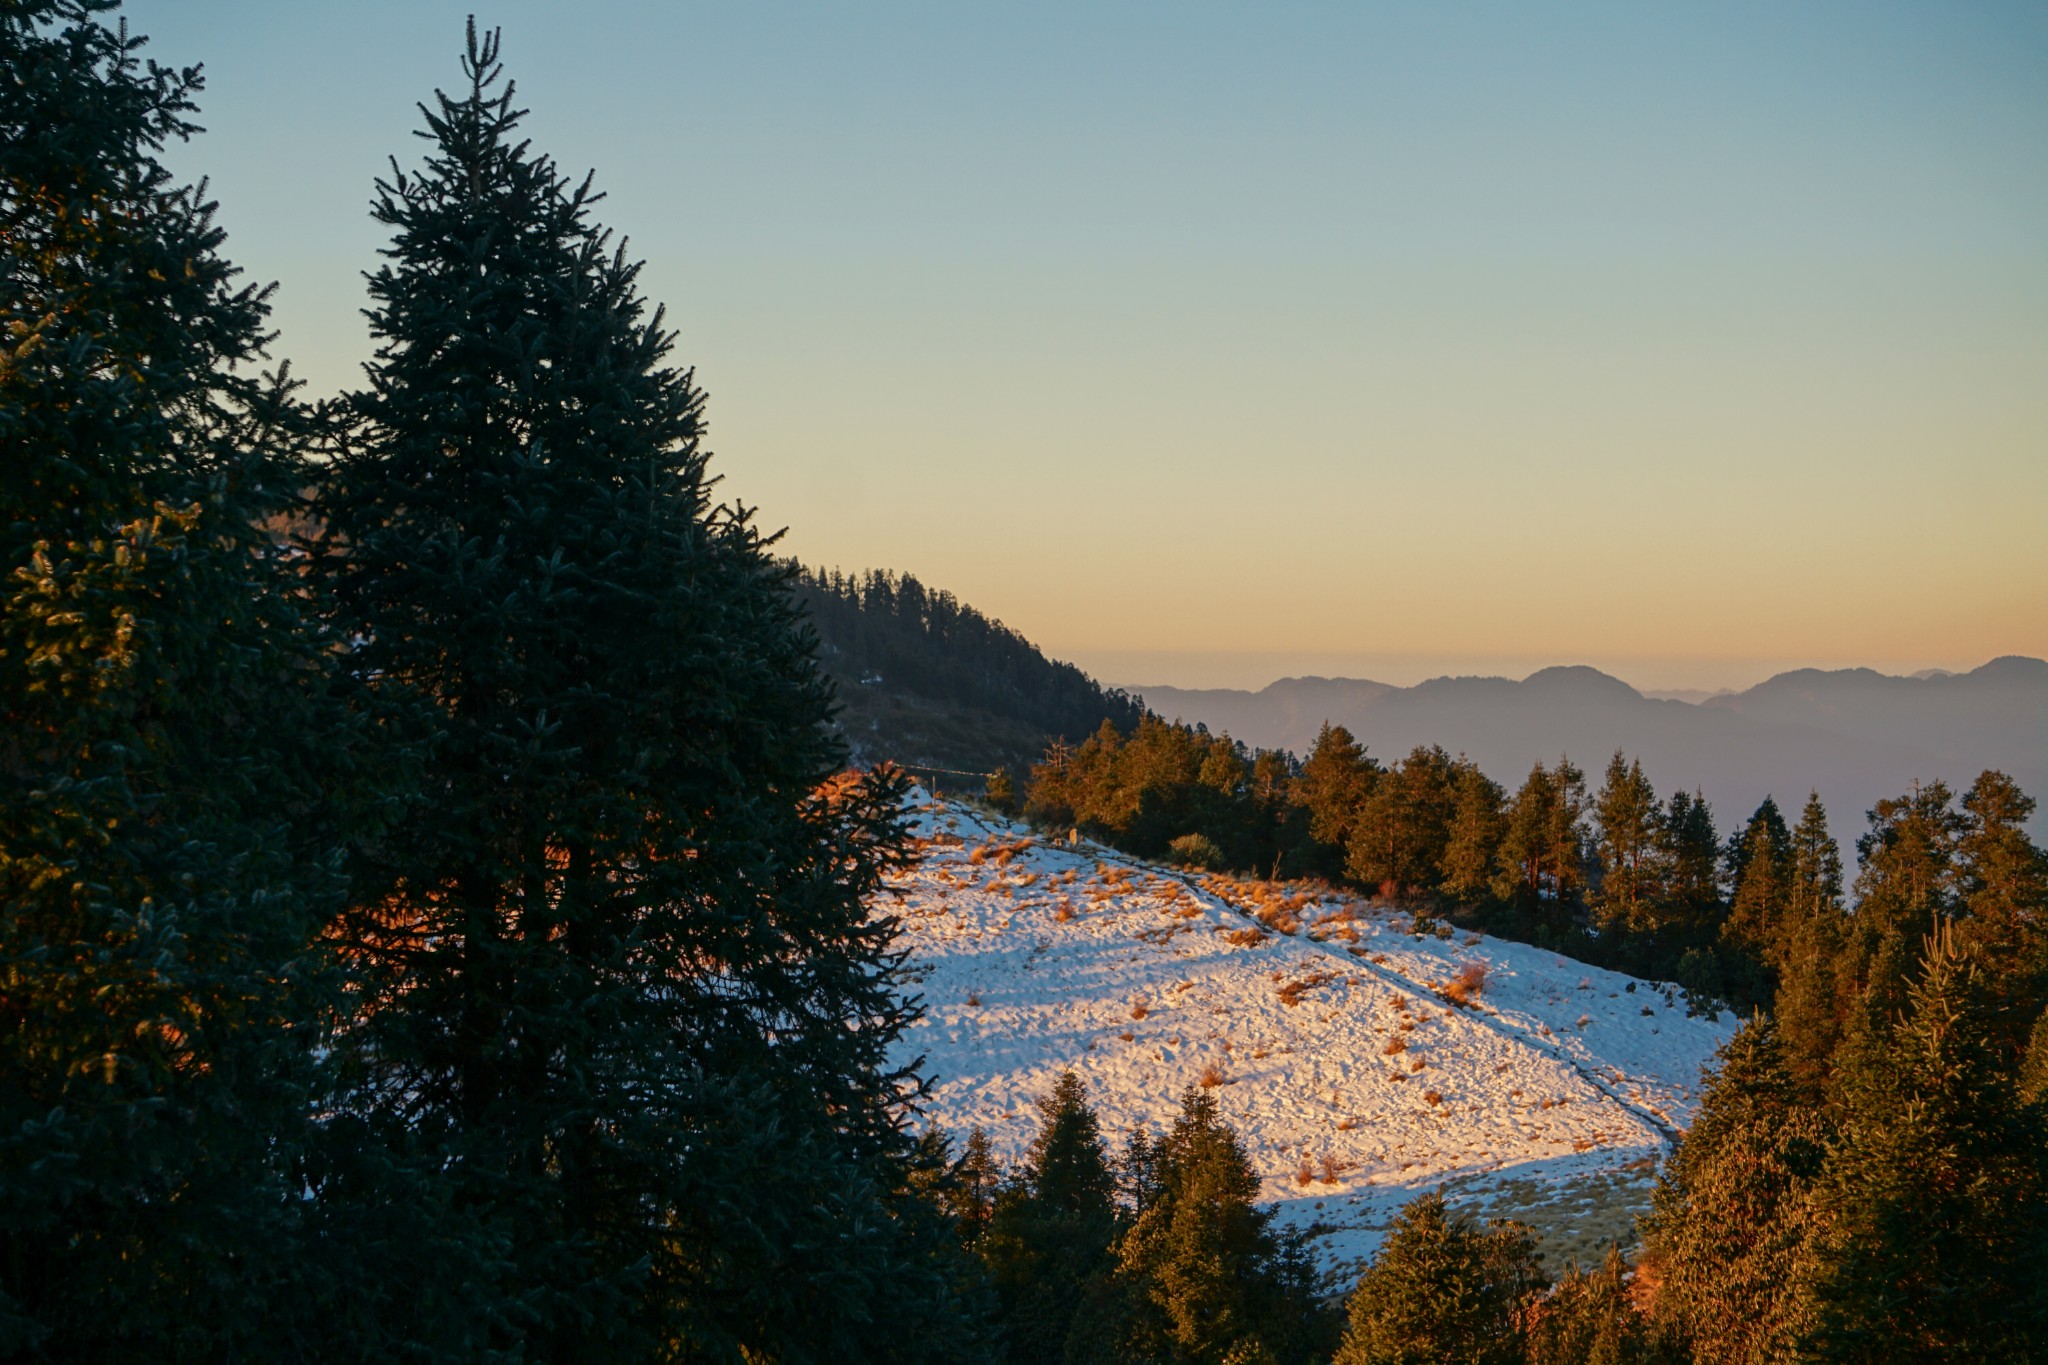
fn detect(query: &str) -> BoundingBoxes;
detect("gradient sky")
[140,1,2047,690]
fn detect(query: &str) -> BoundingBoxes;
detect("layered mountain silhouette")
[1133,657,2048,838]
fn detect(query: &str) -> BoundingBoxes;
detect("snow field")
[884,790,1736,1282]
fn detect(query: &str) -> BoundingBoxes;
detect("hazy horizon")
[141,1,2048,677]
[1093,650,2033,697]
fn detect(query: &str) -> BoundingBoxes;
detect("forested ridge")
[792,565,1144,777]
[3,4,2043,1362]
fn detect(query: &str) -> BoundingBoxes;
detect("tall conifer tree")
[2,2,351,1353]
[1593,752,1663,938]
[1796,924,2048,1360]
[981,1072,1119,1363]
[1334,1192,1543,1365]
[315,27,948,1359]
[1640,1019,1828,1363]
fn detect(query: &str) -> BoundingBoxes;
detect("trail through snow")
[883,790,1737,1282]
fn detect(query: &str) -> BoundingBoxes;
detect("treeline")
[794,565,1145,758]
[1020,717,2046,1027]
[2,11,971,1360]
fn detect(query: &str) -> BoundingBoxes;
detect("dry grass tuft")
[1381,1035,1407,1055]
[965,993,981,1007]
[1054,901,1076,922]
[1441,961,1489,1007]
[1220,926,1267,947]
[1198,1062,1227,1088]
[1424,1090,1444,1106]
[1130,1001,1149,1020]
[1277,970,1340,1008]
[1336,1116,1357,1131]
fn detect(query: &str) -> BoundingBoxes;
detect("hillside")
[794,566,1144,778]
[887,788,1736,1284]
[1134,657,2048,837]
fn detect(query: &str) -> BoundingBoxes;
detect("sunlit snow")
[883,788,1737,1284]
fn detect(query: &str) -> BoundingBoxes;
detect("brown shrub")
[1198,1062,1226,1088]
[1054,901,1076,922]
[1381,1035,1407,1055]
[1441,961,1489,1007]
[1118,1031,1134,1042]
[1130,1001,1149,1020]
[1221,927,1267,947]
[1295,1155,1315,1187]
[1424,1090,1444,1106]
[1320,1155,1356,1183]
[1336,1116,1357,1131]
[966,993,981,1007]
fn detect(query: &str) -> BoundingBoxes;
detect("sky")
[140,1,2047,691]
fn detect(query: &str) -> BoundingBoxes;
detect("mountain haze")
[1134,657,2048,837]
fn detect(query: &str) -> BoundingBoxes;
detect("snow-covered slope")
[884,790,1738,1283]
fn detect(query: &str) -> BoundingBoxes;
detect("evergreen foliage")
[1332,1191,1543,1365]
[1492,759,1592,942]
[1523,1249,1660,1365]
[1593,753,1664,939]
[1292,724,1379,878]
[1640,1018,1829,1363]
[311,27,955,1359]
[1795,923,2048,1361]
[980,1072,1120,1363]
[1,3,354,1353]
[1108,1087,1331,1365]
[1026,715,1286,874]
[793,566,1145,775]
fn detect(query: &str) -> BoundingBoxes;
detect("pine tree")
[1952,770,2048,1056]
[1723,797,1793,961]
[1111,1087,1330,1364]
[313,27,951,1359]
[1639,1018,1829,1364]
[1347,746,1458,900]
[1333,1191,1543,1365]
[1795,923,2048,1361]
[1715,796,1794,1010]
[980,1072,1120,1363]
[1438,759,1506,907]
[1523,1248,1658,1365]
[1293,723,1378,877]
[1493,759,1590,942]
[1789,790,1845,925]
[1851,781,1963,942]
[1593,752,1663,939]
[1,3,359,1354]
[1776,793,1851,1088]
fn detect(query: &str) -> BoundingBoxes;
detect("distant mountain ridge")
[1133,657,2048,837]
